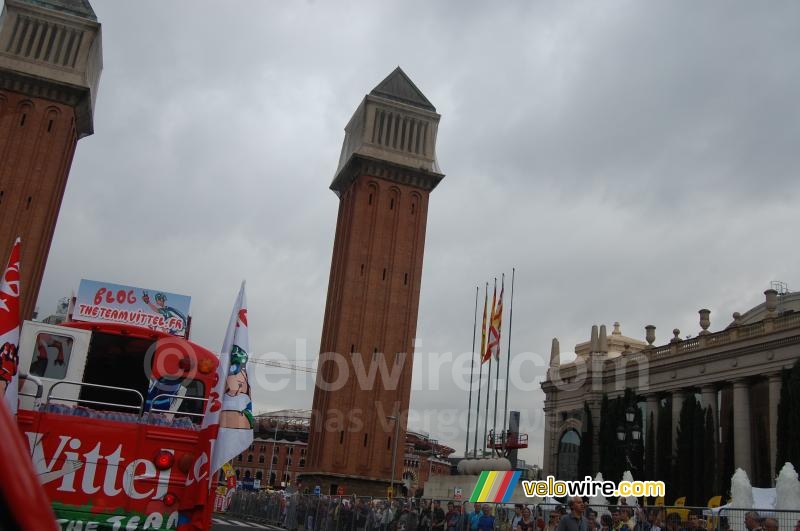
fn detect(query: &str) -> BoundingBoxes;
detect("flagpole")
[483,355,492,458]
[492,273,504,456]
[482,278,497,458]
[465,286,479,457]
[502,268,516,455]
[473,283,488,457]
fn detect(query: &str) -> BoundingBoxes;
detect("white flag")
[0,238,21,415]
[203,281,254,475]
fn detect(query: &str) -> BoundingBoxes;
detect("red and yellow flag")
[485,277,504,361]
[479,286,488,362]
[482,282,497,363]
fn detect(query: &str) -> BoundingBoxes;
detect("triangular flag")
[0,238,21,415]
[203,281,254,476]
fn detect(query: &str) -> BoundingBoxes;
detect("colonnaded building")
[541,285,800,493]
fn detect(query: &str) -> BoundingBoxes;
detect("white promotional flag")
[203,281,254,475]
[0,238,21,415]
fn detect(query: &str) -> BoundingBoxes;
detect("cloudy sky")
[35,0,800,465]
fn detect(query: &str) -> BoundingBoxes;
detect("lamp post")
[616,406,642,474]
[387,412,401,498]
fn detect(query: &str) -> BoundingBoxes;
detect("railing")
[644,311,800,363]
[18,372,43,400]
[223,494,800,531]
[46,380,145,415]
[149,393,208,421]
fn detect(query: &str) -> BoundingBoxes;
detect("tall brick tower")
[0,0,101,319]
[303,68,444,496]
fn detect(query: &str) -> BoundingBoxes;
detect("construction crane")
[249,358,317,374]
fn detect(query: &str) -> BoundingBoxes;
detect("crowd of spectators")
[226,491,800,531]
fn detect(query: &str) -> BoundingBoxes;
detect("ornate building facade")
[541,287,800,491]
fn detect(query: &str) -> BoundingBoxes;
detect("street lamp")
[387,412,401,498]
[616,406,642,473]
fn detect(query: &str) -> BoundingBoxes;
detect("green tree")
[657,399,673,500]
[578,401,594,478]
[675,394,700,503]
[702,406,717,502]
[599,394,612,478]
[776,359,800,473]
[645,411,656,481]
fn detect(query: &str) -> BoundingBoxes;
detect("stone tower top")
[14,0,96,21]
[331,67,443,195]
[0,0,102,136]
[370,66,435,111]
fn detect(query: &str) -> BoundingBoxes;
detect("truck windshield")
[78,332,153,412]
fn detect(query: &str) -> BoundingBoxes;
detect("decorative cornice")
[331,155,444,196]
[0,65,93,136]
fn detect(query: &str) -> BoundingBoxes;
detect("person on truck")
[0,341,18,397]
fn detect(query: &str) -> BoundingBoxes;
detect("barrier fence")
[225,492,800,531]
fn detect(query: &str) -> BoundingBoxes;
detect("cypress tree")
[690,400,705,504]
[645,411,656,481]
[702,406,717,503]
[675,394,698,503]
[599,394,612,478]
[776,359,800,472]
[657,399,673,499]
[578,401,594,477]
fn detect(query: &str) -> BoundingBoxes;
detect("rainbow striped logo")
[469,471,522,503]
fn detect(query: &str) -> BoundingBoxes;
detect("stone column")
[646,395,660,476]
[700,385,718,436]
[672,390,686,455]
[542,408,555,475]
[768,373,782,480]
[732,379,752,475]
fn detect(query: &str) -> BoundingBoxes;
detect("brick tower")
[0,0,102,319]
[303,68,444,496]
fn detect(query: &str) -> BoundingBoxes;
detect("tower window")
[340,431,344,444]
[0,191,4,205]
[26,196,32,209]
[360,264,364,276]
[350,344,355,354]
[390,198,394,210]
[376,111,385,144]
[404,273,408,286]
[388,436,392,450]
[411,203,416,214]
[47,119,54,133]
[382,268,386,280]
[363,434,368,447]
[368,193,373,205]
[373,348,378,361]
[19,113,26,127]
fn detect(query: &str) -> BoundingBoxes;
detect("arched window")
[556,429,581,481]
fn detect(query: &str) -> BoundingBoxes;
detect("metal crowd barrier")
[224,495,800,531]
[717,507,800,531]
